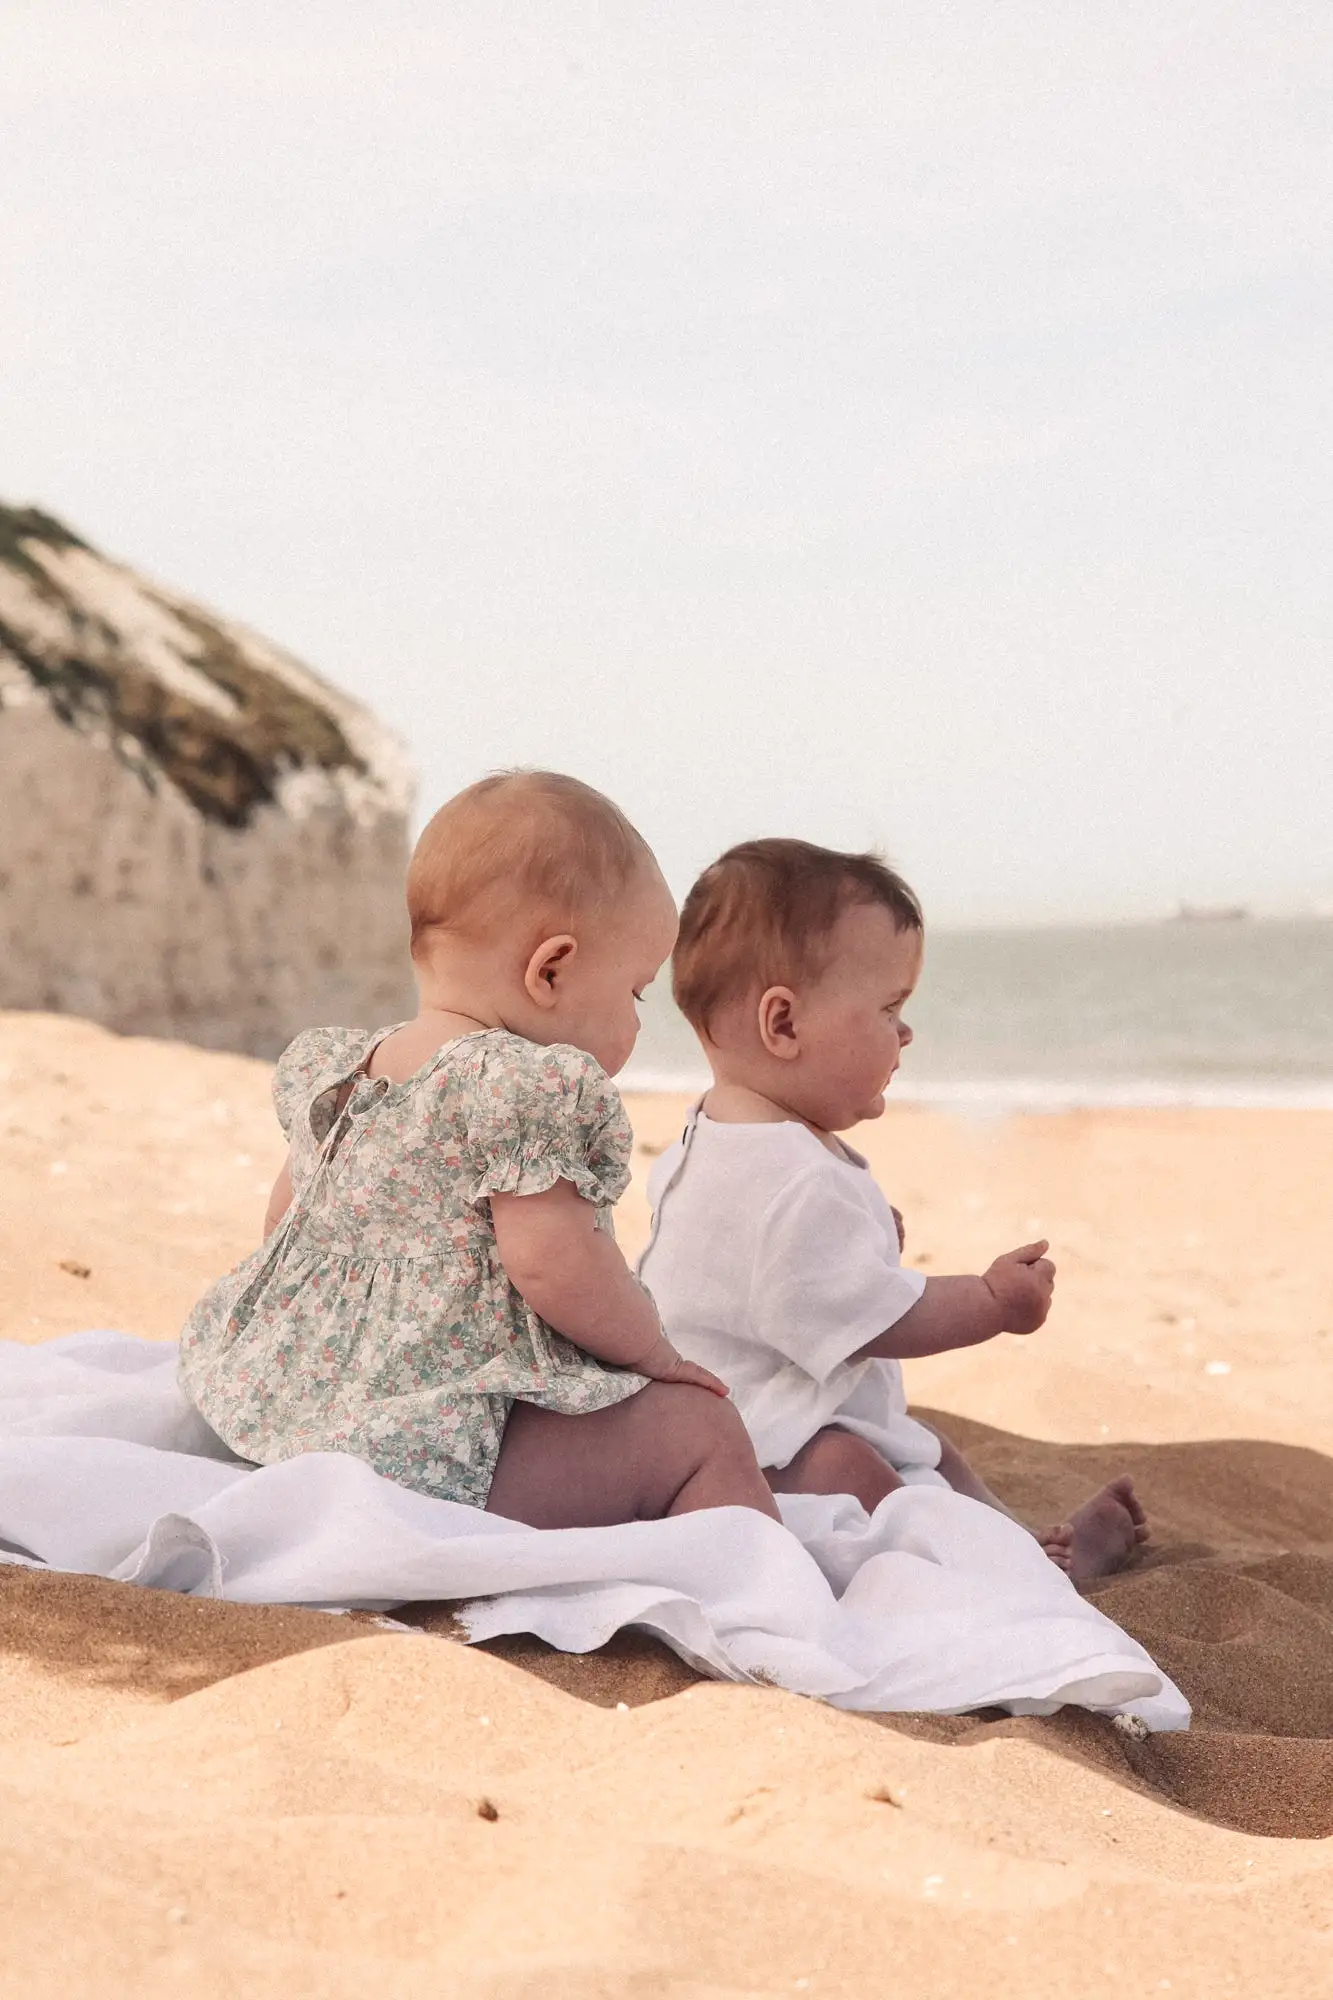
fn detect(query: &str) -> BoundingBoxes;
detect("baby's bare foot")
[1042,1476,1148,1584]
[1039,1521,1074,1571]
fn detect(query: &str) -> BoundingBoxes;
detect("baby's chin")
[861,1073,902,1120]
[838,1089,888,1128]
[818,1077,893,1131]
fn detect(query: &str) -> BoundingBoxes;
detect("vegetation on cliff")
[0,503,371,827]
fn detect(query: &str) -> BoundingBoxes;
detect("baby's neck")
[415,933,511,1027]
[368,1007,497,1083]
[373,932,513,1081]
[702,1077,841,1154]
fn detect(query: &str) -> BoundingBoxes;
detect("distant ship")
[1170,902,1251,923]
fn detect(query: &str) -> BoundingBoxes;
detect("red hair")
[407,770,654,953]
[674,838,922,1036]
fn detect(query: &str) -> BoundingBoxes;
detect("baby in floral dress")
[179,771,780,1528]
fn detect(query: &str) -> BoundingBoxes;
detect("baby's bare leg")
[766,1427,905,1512]
[930,1431,1018,1515]
[485,1383,781,1529]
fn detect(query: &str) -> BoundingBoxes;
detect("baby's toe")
[1107,1474,1146,1520]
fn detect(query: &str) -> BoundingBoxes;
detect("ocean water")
[622,919,1333,1110]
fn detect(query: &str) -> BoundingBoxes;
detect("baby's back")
[179,1025,641,1500]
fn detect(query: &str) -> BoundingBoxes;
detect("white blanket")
[0,1332,1189,1730]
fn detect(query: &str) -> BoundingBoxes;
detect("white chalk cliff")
[0,505,415,1055]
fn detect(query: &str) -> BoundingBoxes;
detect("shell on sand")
[2,1013,1332,1996]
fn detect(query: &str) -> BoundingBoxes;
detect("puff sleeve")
[271,1027,373,1140]
[462,1038,633,1209]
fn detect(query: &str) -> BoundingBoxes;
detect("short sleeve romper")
[177,1027,649,1506]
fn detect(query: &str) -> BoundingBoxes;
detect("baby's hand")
[633,1330,730,1397]
[982,1240,1055,1335]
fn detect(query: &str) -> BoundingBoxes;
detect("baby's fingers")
[1007,1239,1050,1265]
[666,1357,730,1397]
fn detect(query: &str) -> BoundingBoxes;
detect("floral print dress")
[178,1027,648,1506]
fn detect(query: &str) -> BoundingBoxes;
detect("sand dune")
[2,1011,1331,1994]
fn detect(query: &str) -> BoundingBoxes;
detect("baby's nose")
[898,1019,914,1047]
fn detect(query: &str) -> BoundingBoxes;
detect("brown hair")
[407,770,654,952]
[673,838,922,1036]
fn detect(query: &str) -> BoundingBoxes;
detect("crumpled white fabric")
[0,1332,1189,1730]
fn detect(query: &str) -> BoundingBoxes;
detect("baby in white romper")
[638,837,1150,1583]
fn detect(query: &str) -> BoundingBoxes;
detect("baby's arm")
[262,1154,294,1240]
[491,1181,728,1394]
[852,1240,1055,1362]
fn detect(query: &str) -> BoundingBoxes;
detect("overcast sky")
[3,2,1330,923]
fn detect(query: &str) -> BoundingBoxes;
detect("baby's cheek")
[857,1012,892,1063]
[607,1009,639,1072]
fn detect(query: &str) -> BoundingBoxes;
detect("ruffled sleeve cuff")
[471,1150,623,1207]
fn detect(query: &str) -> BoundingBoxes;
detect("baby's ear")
[524,933,578,1007]
[757,985,799,1060]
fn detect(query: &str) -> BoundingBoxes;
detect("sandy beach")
[2,1009,1331,1996]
